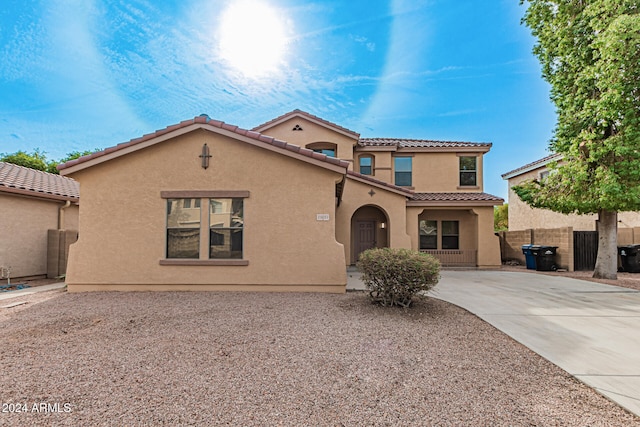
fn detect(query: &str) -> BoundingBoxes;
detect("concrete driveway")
[432,270,640,417]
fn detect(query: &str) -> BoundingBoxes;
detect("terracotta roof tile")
[359,138,492,149]
[411,192,504,203]
[58,115,351,172]
[0,162,79,201]
[252,109,360,138]
[346,170,414,195]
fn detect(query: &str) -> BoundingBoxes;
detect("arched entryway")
[350,205,389,264]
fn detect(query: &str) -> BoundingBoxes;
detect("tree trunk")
[593,209,618,280]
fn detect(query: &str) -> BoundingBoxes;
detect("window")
[394,157,412,186]
[419,220,437,250]
[442,221,459,249]
[312,148,336,157]
[307,143,337,158]
[209,198,244,259]
[459,156,477,186]
[161,191,249,265]
[166,199,201,259]
[539,170,550,181]
[359,155,373,175]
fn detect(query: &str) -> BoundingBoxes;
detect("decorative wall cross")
[199,143,212,169]
[368,189,376,197]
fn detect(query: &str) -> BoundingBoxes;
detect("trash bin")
[618,244,640,273]
[533,246,558,271]
[521,244,540,270]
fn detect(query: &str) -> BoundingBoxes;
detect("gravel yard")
[1,289,638,426]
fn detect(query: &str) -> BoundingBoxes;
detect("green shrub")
[357,248,440,307]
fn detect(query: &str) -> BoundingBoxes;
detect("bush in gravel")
[357,248,440,307]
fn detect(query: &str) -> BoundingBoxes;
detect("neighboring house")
[59,110,503,293]
[502,154,640,231]
[0,162,79,279]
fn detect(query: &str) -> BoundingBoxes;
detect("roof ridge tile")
[57,115,351,173]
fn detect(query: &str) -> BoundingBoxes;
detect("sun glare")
[218,0,289,78]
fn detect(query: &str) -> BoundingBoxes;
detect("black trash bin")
[533,246,558,271]
[618,245,640,273]
[521,244,540,270]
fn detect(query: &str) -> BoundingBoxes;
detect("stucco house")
[0,162,79,280]
[59,110,503,293]
[502,154,640,231]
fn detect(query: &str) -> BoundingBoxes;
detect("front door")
[355,220,376,261]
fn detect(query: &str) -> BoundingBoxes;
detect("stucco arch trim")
[350,204,389,264]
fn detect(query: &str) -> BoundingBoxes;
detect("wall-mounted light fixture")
[381,222,386,229]
[199,143,212,169]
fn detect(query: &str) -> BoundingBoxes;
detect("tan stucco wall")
[473,206,501,268]
[354,151,393,183]
[353,151,485,192]
[508,169,640,231]
[65,129,347,292]
[0,193,79,278]
[258,117,358,164]
[336,179,412,264]
[409,152,484,193]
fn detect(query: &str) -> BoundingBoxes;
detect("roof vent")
[292,124,303,131]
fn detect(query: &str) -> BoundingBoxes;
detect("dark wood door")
[355,221,376,261]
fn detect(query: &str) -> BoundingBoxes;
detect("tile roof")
[0,162,79,202]
[58,115,350,173]
[252,109,360,138]
[346,170,414,196]
[501,153,563,179]
[359,138,492,149]
[410,192,504,203]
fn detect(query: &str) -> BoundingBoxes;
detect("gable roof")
[501,153,563,180]
[0,162,79,202]
[346,170,414,197]
[252,109,360,139]
[58,115,350,175]
[359,138,492,152]
[408,192,503,207]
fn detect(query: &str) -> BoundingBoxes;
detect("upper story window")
[306,142,337,158]
[539,170,550,181]
[459,156,477,187]
[313,148,335,156]
[359,155,373,175]
[394,157,412,187]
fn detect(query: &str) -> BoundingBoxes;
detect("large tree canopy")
[515,0,640,278]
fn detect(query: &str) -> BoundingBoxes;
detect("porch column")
[472,207,502,268]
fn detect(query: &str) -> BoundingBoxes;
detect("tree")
[515,0,640,279]
[1,149,99,174]
[494,204,508,231]
[1,149,49,171]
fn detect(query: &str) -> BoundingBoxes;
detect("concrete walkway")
[0,282,66,302]
[432,270,640,417]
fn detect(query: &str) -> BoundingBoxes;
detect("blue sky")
[0,0,556,199]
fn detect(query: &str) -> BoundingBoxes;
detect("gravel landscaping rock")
[1,291,638,426]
